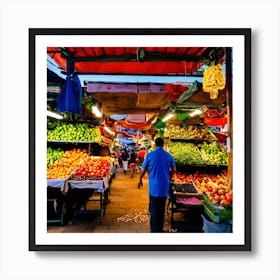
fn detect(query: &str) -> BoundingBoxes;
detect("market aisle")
[92,170,151,233]
[47,170,158,233]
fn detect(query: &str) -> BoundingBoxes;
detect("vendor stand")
[67,174,111,224]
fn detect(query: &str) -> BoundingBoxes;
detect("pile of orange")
[47,148,88,179]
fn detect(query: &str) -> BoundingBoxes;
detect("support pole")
[226,47,233,189]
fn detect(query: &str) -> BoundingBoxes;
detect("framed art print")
[29,28,251,251]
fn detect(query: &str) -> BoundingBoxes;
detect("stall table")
[47,178,69,224]
[67,176,110,223]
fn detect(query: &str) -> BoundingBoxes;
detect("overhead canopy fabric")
[116,120,153,131]
[87,82,169,114]
[47,47,225,76]
[126,114,146,123]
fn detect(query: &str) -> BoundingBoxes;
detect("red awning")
[47,47,224,76]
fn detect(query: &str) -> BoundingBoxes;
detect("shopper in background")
[137,137,176,233]
[137,147,146,164]
[121,148,129,173]
[128,149,137,178]
[137,147,146,174]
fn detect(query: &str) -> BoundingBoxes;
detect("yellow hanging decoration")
[203,64,226,99]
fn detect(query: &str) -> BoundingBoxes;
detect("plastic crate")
[203,194,232,224]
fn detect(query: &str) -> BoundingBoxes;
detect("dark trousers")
[149,195,167,233]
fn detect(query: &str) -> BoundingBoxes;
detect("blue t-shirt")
[141,146,176,197]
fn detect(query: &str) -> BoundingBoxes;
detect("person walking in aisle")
[128,148,137,177]
[137,147,146,165]
[137,137,176,233]
[121,148,129,173]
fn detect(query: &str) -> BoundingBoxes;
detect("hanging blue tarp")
[56,74,83,114]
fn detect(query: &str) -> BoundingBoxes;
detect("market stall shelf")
[46,140,113,225]
[167,122,230,231]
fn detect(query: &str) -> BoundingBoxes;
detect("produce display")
[167,124,215,141]
[194,173,231,206]
[68,156,111,181]
[165,119,230,223]
[168,142,204,165]
[203,63,225,99]
[198,141,228,165]
[47,147,64,168]
[204,180,232,207]
[172,171,232,208]
[47,122,102,143]
[47,148,88,180]
[191,172,213,194]
[171,172,193,184]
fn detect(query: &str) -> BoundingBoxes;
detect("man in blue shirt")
[138,137,176,233]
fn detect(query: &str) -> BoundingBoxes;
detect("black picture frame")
[29,28,251,251]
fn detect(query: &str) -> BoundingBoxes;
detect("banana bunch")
[203,64,225,99]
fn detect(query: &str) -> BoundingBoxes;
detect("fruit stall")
[47,92,114,224]
[165,123,231,230]
[47,47,233,232]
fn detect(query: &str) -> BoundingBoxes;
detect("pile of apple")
[205,186,232,207]
[191,172,213,193]
[69,156,111,181]
[172,171,233,207]
[203,173,232,207]
[47,148,88,180]
[47,147,64,168]
[47,122,102,143]
[171,172,193,184]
